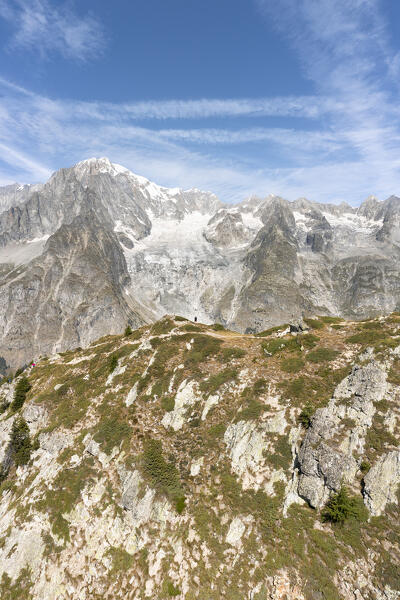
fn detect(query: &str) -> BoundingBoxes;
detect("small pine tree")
[321,486,368,524]
[109,355,118,373]
[298,403,315,428]
[124,325,133,337]
[11,376,31,411]
[10,416,32,466]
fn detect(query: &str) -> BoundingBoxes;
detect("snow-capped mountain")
[1,156,400,370]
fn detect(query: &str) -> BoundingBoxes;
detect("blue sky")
[0,0,400,204]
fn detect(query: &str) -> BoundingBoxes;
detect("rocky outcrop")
[297,360,387,509]
[363,451,400,516]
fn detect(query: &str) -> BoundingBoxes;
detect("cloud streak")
[0,0,105,61]
[1,1,400,204]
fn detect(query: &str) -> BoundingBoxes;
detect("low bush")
[124,325,133,337]
[237,398,266,422]
[184,334,222,367]
[306,347,339,363]
[174,315,188,322]
[298,403,315,428]
[163,580,180,597]
[359,460,370,474]
[181,324,200,332]
[107,546,134,573]
[220,347,246,361]
[94,416,132,455]
[211,323,225,331]
[142,438,184,511]
[319,316,343,324]
[265,435,292,471]
[304,318,324,330]
[300,333,320,349]
[262,336,301,357]
[200,368,238,396]
[321,487,368,524]
[365,415,398,458]
[280,356,305,373]
[253,378,267,395]
[161,396,175,412]
[151,318,175,336]
[261,338,285,356]
[256,324,289,337]
[346,329,387,345]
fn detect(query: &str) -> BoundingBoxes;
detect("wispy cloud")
[0,0,105,61]
[0,0,400,205]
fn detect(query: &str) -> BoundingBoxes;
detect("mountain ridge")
[1,157,400,371]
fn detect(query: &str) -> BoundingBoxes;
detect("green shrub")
[174,315,188,322]
[107,546,134,572]
[359,461,370,474]
[346,329,387,345]
[321,487,368,524]
[263,335,302,357]
[306,347,339,363]
[207,423,226,440]
[256,324,289,337]
[280,356,304,373]
[163,580,180,597]
[300,333,320,349]
[211,323,225,331]
[94,416,132,455]
[365,416,398,458]
[109,355,118,373]
[199,368,238,396]
[261,338,285,356]
[237,399,266,422]
[10,416,32,466]
[265,435,292,471]
[175,496,185,514]
[161,396,175,412]
[142,439,184,510]
[182,324,200,332]
[11,376,31,411]
[220,347,246,361]
[319,316,343,324]
[298,403,315,428]
[304,318,324,330]
[36,459,96,543]
[151,318,175,335]
[253,378,267,395]
[0,567,33,600]
[184,334,222,367]
[124,325,133,337]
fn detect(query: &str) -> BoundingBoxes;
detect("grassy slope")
[0,314,399,599]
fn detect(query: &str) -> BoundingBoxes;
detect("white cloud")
[0,0,105,61]
[1,0,400,209]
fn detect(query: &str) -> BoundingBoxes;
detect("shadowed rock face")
[0,194,144,368]
[2,157,400,367]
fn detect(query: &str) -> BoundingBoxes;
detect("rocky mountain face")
[0,183,42,214]
[1,157,400,370]
[0,314,399,599]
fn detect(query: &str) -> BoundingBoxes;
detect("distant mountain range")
[1,156,400,370]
